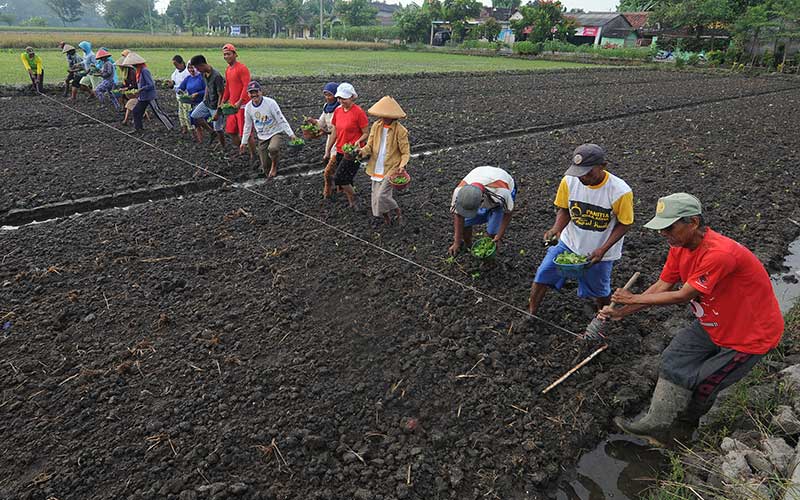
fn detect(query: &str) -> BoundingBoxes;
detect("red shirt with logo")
[659,228,783,354]
[331,105,368,154]
[222,61,250,106]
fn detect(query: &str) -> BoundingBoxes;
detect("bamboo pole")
[541,344,608,394]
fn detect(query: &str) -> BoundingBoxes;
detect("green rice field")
[1,48,591,84]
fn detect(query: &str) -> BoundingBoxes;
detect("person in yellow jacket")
[21,46,44,93]
[358,96,411,226]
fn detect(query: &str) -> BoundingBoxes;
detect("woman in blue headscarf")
[77,40,98,96]
[306,82,340,198]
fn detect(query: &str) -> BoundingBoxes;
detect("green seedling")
[554,251,588,265]
[300,122,321,133]
[390,175,409,185]
[471,237,496,259]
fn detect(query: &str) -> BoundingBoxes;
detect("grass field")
[0,48,590,84]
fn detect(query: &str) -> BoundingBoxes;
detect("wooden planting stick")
[541,344,609,394]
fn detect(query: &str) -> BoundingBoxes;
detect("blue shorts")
[534,241,614,299]
[191,102,225,132]
[464,188,516,235]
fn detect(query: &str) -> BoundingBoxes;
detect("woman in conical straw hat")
[357,95,410,226]
[126,52,174,131]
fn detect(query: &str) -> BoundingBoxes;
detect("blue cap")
[247,80,261,92]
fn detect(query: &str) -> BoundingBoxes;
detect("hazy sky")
[154,0,619,16]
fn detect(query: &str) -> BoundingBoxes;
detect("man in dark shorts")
[599,193,784,446]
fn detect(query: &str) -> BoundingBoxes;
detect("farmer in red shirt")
[328,82,369,208]
[599,193,783,446]
[216,43,254,159]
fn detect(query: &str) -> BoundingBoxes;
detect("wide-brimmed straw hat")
[368,96,406,119]
[125,52,146,65]
[62,44,76,53]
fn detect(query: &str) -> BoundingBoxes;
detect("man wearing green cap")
[599,192,784,446]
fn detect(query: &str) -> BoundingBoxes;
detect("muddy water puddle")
[772,235,800,312]
[553,435,665,499]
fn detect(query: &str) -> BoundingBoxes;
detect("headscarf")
[323,81,340,114]
[78,41,95,71]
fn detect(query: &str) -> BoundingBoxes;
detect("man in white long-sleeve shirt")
[240,80,297,178]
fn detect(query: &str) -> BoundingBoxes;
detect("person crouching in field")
[599,193,783,446]
[169,55,191,135]
[94,49,120,112]
[357,96,410,226]
[62,44,83,100]
[117,52,143,126]
[127,53,174,132]
[77,41,98,98]
[177,63,206,143]
[189,55,226,149]
[240,81,297,178]
[20,46,44,94]
[308,82,340,198]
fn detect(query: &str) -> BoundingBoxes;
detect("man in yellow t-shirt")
[529,144,634,316]
[21,46,44,93]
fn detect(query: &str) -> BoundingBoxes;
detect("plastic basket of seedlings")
[471,237,497,260]
[342,143,358,160]
[554,251,589,279]
[219,103,239,116]
[300,122,323,139]
[389,170,411,191]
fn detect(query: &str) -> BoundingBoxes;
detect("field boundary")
[0,66,705,95]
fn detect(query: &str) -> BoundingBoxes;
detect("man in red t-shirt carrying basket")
[599,193,784,446]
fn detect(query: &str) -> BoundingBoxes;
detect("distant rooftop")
[622,11,651,29]
[566,12,625,27]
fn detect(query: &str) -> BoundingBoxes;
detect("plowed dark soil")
[1,69,799,500]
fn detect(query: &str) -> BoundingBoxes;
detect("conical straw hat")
[125,52,146,65]
[116,55,128,67]
[62,44,75,53]
[368,96,406,119]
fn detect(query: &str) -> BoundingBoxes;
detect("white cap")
[335,82,357,99]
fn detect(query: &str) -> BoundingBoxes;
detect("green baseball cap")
[643,193,703,230]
